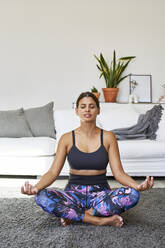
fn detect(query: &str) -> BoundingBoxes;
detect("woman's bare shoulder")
[103,129,117,144]
[58,131,72,145]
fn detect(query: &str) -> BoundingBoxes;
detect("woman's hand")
[137,176,154,191]
[21,181,38,195]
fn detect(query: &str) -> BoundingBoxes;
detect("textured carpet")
[0,189,165,248]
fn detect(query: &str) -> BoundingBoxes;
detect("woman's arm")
[21,133,68,195]
[107,132,154,191]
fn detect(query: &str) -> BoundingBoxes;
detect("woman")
[21,91,154,227]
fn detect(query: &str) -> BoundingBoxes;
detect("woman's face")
[75,96,100,122]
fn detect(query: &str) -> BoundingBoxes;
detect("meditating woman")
[21,91,154,227]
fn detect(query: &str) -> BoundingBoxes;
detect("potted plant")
[91,86,100,99]
[94,50,136,102]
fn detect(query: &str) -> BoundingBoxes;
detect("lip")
[84,114,92,118]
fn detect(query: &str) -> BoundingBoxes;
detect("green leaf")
[94,54,100,62]
[91,86,98,92]
[100,53,110,73]
[113,50,116,74]
[99,72,104,78]
[119,56,136,60]
[116,61,130,85]
[96,65,102,71]
[117,74,129,84]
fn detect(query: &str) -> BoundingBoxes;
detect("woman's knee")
[129,187,140,206]
[118,187,140,211]
[35,189,58,214]
[35,189,49,208]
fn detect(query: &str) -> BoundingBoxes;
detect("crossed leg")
[82,208,124,227]
[35,188,123,227]
[35,186,140,227]
[61,208,123,227]
[35,188,86,222]
[85,186,140,226]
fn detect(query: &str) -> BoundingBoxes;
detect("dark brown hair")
[76,91,100,108]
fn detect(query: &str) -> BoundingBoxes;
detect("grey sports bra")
[67,129,109,170]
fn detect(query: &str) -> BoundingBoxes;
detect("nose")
[85,106,90,112]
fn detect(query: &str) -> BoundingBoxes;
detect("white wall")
[0,0,165,109]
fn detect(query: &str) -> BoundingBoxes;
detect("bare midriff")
[69,168,106,176]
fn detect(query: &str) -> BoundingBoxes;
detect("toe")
[119,216,123,221]
[61,218,65,226]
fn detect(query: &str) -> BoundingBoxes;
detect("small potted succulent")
[94,50,136,102]
[91,86,100,99]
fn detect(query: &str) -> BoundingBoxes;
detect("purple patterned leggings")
[35,183,140,222]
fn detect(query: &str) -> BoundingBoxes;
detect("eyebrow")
[80,103,95,106]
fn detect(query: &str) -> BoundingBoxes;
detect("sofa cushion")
[24,102,56,138]
[0,108,33,138]
[0,137,56,156]
[97,104,139,130]
[118,139,165,159]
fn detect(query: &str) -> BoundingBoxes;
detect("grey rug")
[0,189,165,248]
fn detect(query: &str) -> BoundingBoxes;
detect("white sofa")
[0,103,165,177]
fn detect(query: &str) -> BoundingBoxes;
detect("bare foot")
[100,214,124,227]
[83,208,124,227]
[60,218,74,227]
[60,209,92,227]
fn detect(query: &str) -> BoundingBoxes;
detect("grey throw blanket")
[111,104,164,140]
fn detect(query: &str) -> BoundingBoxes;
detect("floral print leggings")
[35,183,140,222]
